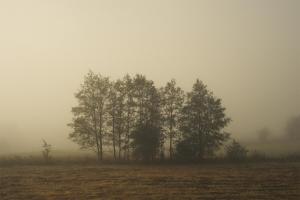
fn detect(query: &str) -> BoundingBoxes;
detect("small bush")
[42,140,52,162]
[226,140,248,161]
[174,138,198,161]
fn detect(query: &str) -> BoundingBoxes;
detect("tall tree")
[123,75,135,160]
[114,79,127,160]
[107,81,118,160]
[69,71,110,161]
[160,79,184,160]
[107,79,127,160]
[177,79,230,160]
[131,75,162,160]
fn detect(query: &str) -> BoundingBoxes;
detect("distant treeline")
[68,71,231,161]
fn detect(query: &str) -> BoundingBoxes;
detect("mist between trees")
[68,71,232,162]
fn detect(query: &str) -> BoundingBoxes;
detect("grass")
[1,162,299,200]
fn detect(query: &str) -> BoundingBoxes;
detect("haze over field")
[0,0,299,154]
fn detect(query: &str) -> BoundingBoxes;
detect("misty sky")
[0,0,299,154]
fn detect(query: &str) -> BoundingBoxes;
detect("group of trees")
[68,71,231,161]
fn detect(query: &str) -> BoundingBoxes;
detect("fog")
[0,0,299,155]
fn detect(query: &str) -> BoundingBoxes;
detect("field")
[0,162,299,200]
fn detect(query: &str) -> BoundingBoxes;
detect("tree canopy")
[69,72,231,161]
[178,80,230,159]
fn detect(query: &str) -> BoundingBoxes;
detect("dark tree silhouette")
[69,71,110,161]
[177,80,230,160]
[107,79,127,160]
[69,72,232,162]
[122,75,136,160]
[131,123,161,161]
[107,81,118,160]
[114,79,127,160]
[160,79,184,160]
[130,75,162,160]
[226,140,248,161]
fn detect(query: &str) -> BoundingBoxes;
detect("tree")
[175,138,198,161]
[107,81,118,160]
[130,75,162,160]
[69,72,233,162]
[69,71,110,161]
[286,115,300,140]
[132,74,157,125]
[107,79,127,160]
[160,79,184,160]
[226,140,248,161]
[42,139,52,162]
[131,123,161,161]
[177,79,230,160]
[114,79,127,160]
[122,75,136,160]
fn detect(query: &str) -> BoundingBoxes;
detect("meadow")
[1,162,299,200]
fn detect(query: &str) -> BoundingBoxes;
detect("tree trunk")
[169,133,173,160]
[118,129,122,160]
[169,111,174,160]
[112,115,116,160]
[99,112,103,161]
[94,111,101,161]
[125,108,131,160]
[99,134,103,160]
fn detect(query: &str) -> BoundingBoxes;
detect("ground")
[0,162,299,200]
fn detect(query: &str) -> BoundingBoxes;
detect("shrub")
[175,138,198,161]
[131,123,161,161]
[226,140,248,161]
[42,140,52,162]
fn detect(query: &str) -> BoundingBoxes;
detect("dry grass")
[0,162,299,200]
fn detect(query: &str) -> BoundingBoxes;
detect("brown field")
[0,162,299,200]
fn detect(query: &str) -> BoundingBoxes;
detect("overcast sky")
[0,0,299,154]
